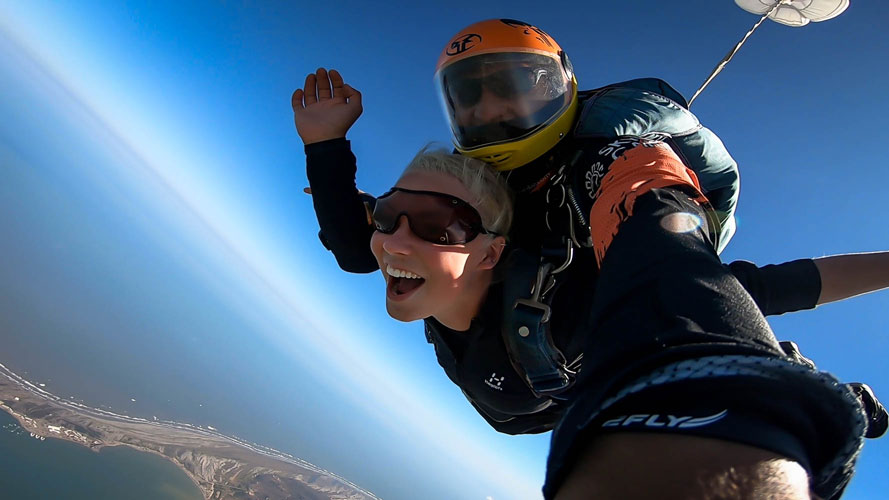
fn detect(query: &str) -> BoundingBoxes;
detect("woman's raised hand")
[292,68,363,145]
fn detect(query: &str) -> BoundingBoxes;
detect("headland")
[0,362,379,500]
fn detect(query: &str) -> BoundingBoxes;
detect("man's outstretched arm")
[814,251,889,305]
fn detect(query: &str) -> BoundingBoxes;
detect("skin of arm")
[814,251,889,305]
[555,433,813,500]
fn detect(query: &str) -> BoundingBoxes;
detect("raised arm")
[814,251,889,305]
[293,68,379,273]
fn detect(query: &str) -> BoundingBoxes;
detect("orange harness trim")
[589,143,709,266]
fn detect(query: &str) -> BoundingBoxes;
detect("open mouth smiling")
[386,264,426,298]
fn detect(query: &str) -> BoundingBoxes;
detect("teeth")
[386,265,422,280]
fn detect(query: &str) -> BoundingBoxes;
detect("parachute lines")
[688,0,788,107]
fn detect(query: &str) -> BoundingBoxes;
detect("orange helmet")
[434,19,578,171]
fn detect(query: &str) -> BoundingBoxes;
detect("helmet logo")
[500,19,554,48]
[446,34,482,56]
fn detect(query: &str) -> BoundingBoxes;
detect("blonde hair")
[400,145,513,237]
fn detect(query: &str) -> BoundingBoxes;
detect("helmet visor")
[435,52,572,150]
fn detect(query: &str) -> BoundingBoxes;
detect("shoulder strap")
[501,248,576,397]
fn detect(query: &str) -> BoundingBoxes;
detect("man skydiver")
[293,18,888,441]
[295,97,885,499]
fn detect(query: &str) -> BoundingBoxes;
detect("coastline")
[0,361,380,500]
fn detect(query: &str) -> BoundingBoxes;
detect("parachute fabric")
[734,0,850,27]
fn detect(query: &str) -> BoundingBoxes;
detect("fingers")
[342,84,362,107]
[303,72,317,104]
[329,69,345,98]
[291,88,304,110]
[315,68,332,100]
[298,68,359,106]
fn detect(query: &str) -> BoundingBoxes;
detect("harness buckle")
[514,298,551,325]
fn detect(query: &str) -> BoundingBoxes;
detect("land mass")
[0,362,379,500]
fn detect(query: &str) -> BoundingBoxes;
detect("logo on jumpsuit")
[601,409,728,429]
[582,137,640,200]
[584,162,607,200]
[446,34,481,56]
[485,372,505,391]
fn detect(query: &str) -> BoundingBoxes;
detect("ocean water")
[0,411,203,500]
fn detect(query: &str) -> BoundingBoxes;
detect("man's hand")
[292,68,363,145]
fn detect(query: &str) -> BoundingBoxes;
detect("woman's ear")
[478,235,507,270]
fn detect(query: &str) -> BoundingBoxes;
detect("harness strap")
[502,248,575,397]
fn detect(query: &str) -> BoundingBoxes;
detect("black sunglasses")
[372,187,494,245]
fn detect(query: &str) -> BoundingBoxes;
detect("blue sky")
[0,1,887,499]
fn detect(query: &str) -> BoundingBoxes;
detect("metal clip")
[545,183,566,208]
[513,260,555,323]
[551,241,574,275]
[513,298,552,324]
